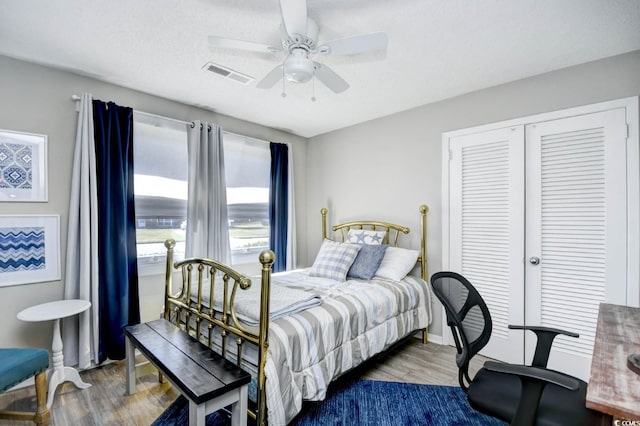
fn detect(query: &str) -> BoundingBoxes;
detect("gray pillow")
[347,244,388,280]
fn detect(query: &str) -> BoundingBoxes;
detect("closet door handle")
[529,257,540,265]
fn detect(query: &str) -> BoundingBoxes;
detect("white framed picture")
[0,215,60,287]
[0,129,48,202]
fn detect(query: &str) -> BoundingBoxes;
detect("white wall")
[307,50,640,339]
[0,55,308,350]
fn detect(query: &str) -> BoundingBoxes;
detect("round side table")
[17,299,92,409]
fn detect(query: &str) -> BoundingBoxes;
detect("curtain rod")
[70,95,287,143]
[71,94,190,127]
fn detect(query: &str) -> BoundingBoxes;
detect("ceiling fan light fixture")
[208,1,387,94]
[284,49,314,83]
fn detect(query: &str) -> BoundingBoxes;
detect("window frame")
[131,116,273,276]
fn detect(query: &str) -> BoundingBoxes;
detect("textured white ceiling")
[1,0,639,137]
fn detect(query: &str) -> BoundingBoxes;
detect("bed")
[161,204,432,425]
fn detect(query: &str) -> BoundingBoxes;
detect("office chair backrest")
[431,271,492,391]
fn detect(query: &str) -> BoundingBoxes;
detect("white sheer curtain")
[286,145,297,269]
[62,93,100,369]
[185,121,231,263]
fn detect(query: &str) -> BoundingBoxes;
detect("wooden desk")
[587,303,640,420]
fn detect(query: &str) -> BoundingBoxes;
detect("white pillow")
[309,239,362,281]
[346,229,386,245]
[375,247,419,281]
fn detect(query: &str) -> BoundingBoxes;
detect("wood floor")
[0,338,487,425]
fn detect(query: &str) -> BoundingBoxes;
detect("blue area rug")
[152,379,506,425]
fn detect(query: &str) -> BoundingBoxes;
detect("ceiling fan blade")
[279,0,307,38]
[313,62,349,93]
[208,36,281,54]
[256,65,284,89]
[318,32,388,56]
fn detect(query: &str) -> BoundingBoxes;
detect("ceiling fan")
[207,0,388,94]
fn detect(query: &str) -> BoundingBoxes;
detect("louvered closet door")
[524,109,628,381]
[449,126,525,363]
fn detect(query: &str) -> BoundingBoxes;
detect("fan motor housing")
[281,18,319,50]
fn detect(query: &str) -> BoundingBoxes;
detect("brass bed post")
[256,249,275,426]
[419,204,429,344]
[163,239,176,320]
[321,208,328,240]
[419,204,429,282]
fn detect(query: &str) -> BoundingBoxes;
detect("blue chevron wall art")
[0,129,48,202]
[0,215,60,287]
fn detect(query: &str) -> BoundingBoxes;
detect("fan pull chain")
[281,67,287,98]
[311,73,316,102]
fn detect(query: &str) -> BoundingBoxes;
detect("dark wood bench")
[124,319,251,426]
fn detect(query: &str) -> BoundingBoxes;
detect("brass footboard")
[163,239,274,426]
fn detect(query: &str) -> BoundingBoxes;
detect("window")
[132,115,271,273]
[223,132,271,265]
[133,113,188,275]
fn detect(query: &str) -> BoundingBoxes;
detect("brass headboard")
[320,204,429,281]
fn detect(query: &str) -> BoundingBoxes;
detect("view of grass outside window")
[224,132,271,265]
[133,114,188,274]
[132,115,271,274]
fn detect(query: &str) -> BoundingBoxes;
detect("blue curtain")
[93,100,140,362]
[269,142,288,272]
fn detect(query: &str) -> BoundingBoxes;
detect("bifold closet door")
[524,109,628,381]
[448,108,629,377]
[449,126,525,363]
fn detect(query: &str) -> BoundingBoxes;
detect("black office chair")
[430,271,610,426]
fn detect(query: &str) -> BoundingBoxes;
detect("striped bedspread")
[262,270,432,425]
[191,275,322,326]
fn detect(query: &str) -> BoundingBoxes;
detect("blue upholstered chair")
[0,348,50,425]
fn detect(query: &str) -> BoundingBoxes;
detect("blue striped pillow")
[309,239,362,281]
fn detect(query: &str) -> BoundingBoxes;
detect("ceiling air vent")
[202,62,254,85]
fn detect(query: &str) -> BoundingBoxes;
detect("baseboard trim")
[413,332,444,345]
[426,334,444,345]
